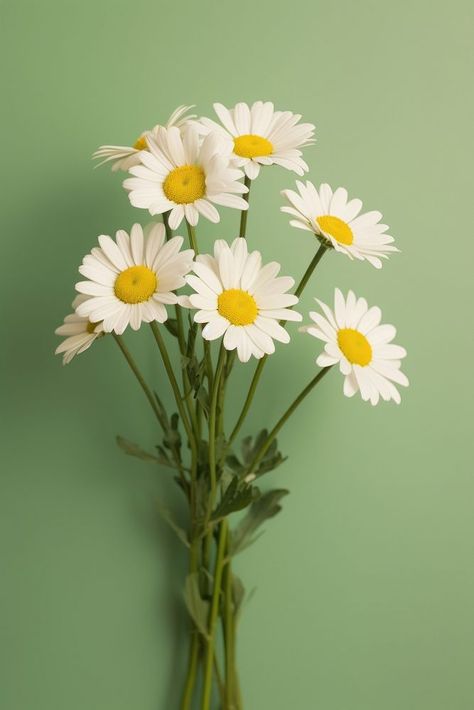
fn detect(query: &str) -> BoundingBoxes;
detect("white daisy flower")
[55,295,104,365]
[303,289,408,405]
[123,124,249,230]
[92,105,197,172]
[75,223,194,334]
[281,181,398,269]
[196,101,315,180]
[185,238,302,362]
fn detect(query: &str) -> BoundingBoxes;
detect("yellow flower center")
[234,134,273,159]
[114,265,157,304]
[133,135,148,151]
[316,215,353,245]
[337,328,372,366]
[217,289,258,326]
[163,165,206,204]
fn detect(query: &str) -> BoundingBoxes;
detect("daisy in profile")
[75,223,194,334]
[303,288,408,405]
[92,105,197,172]
[123,124,249,229]
[196,101,315,179]
[185,237,301,362]
[281,181,398,269]
[55,295,104,365]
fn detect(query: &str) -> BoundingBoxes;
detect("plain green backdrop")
[1,0,473,708]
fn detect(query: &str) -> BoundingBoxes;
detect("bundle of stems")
[113,183,330,710]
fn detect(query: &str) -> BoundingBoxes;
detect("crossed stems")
[112,186,331,710]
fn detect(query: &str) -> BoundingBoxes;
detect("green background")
[1,0,473,708]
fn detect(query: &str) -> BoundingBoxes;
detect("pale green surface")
[1,0,473,708]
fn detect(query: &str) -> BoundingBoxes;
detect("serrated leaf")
[241,429,268,466]
[116,436,159,463]
[231,488,289,556]
[211,478,259,521]
[241,435,254,465]
[253,429,268,453]
[183,573,209,639]
[219,468,234,491]
[224,454,245,476]
[255,452,287,476]
[230,531,265,556]
[156,501,189,548]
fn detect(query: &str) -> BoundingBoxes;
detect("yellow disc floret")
[163,165,206,204]
[217,289,258,326]
[133,135,148,151]
[114,265,157,304]
[316,215,354,245]
[337,328,372,366]
[234,134,273,159]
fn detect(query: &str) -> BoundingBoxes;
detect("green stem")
[163,213,200,440]
[162,211,203,706]
[247,367,332,477]
[294,243,327,299]
[208,345,226,511]
[180,539,201,710]
[223,554,236,707]
[162,212,185,354]
[180,634,199,710]
[201,520,228,710]
[149,322,196,462]
[186,220,199,254]
[163,211,173,241]
[204,339,214,391]
[228,356,265,450]
[228,244,328,449]
[113,332,185,483]
[213,653,226,707]
[239,175,252,238]
[112,334,166,429]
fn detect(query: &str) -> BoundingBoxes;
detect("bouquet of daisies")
[55,101,408,709]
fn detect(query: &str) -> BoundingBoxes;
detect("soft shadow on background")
[1,1,473,708]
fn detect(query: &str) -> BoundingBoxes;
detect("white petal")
[202,315,229,340]
[130,223,144,264]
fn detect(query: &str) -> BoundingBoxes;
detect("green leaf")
[255,450,287,476]
[153,390,168,420]
[232,574,245,623]
[180,354,191,370]
[156,501,189,548]
[183,573,210,639]
[231,488,289,556]
[233,430,287,479]
[224,453,245,476]
[156,445,170,462]
[164,318,179,338]
[116,436,159,463]
[211,478,259,521]
[163,413,182,454]
[116,436,184,472]
[241,434,256,465]
[192,475,210,534]
[230,530,265,556]
[195,384,210,415]
[197,440,209,473]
